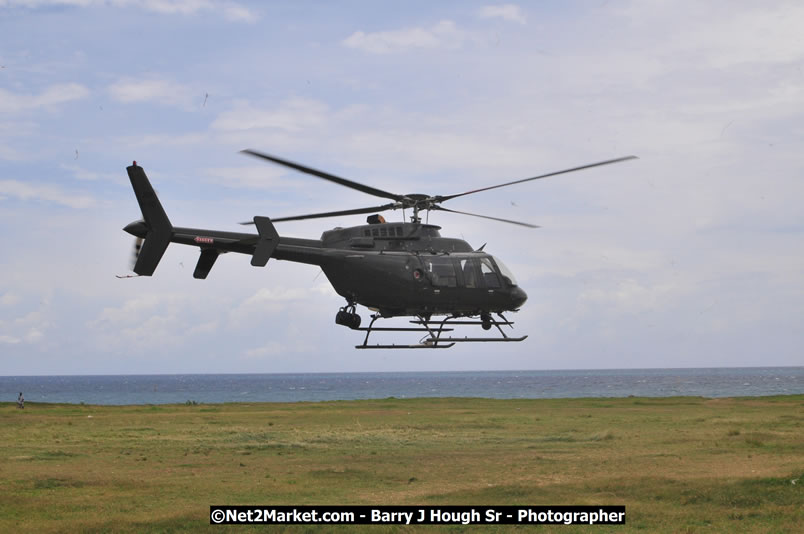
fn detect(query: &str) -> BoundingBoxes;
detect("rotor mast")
[411,205,421,224]
[403,194,431,224]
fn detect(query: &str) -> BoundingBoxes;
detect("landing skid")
[355,312,527,349]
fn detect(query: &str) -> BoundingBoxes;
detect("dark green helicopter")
[123,149,636,348]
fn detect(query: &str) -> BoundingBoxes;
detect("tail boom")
[124,161,327,278]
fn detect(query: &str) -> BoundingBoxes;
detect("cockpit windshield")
[492,256,518,286]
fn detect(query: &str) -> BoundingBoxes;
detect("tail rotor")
[130,236,143,271]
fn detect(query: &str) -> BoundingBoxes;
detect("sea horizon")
[3,364,802,379]
[3,367,802,406]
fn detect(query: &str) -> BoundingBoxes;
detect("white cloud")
[204,166,298,190]
[0,83,89,113]
[0,180,95,208]
[0,1,94,7]
[579,278,678,314]
[89,293,210,352]
[478,4,526,24]
[93,294,177,325]
[0,121,37,161]
[1,293,21,307]
[684,5,804,69]
[614,1,804,69]
[24,327,44,343]
[341,128,546,175]
[136,0,257,22]
[244,338,319,359]
[210,98,549,179]
[113,131,208,149]
[108,78,196,109]
[0,145,25,161]
[186,320,218,335]
[136,0,216,15]
[343,20,465,54]
[0,0,258,22]
[60,164,120,183]
[227,284,337,328]
[211,97,329,132]
[218,2,256,22]
[233,286,316,310]
[244,341,283,358]
[0,309,51,346]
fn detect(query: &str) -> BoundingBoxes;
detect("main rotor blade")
[438,155,638,202]
[239,203,399,225]
[432,205,539,228]
[241,149,404,202]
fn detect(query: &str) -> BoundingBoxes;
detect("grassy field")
[1,395,802,533]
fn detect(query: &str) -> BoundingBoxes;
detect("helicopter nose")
[510,286,528,309]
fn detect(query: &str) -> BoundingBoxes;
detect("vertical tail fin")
[126,162,173,276]
[251,216,279,266]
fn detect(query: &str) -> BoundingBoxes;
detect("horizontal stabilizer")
[194,249,219,279]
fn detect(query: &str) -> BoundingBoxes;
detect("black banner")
[210,505,625,525]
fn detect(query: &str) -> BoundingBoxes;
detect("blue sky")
[1,1,802,375]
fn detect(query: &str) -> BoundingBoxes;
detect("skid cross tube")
[357,314,455,349]
[355,312,527,349]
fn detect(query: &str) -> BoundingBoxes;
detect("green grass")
[1,395,802,533]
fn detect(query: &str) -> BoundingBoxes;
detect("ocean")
[2,367,802,405]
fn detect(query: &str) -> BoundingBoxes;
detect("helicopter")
[122,149,637,349]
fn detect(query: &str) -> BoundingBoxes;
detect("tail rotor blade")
[130,237,144,271]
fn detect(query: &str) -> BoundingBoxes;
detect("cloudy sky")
[1,1,802,375]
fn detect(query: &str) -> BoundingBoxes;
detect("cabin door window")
[457,259,480,288]
[425,258,457,287]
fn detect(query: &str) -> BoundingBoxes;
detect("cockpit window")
[479,257,500,288]
[492,256,518,286]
